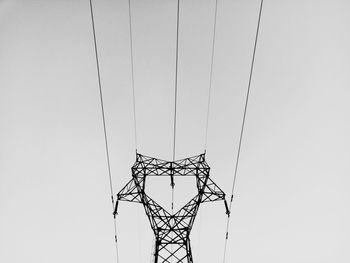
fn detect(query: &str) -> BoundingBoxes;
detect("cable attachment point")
[113,200,119,218]
[226,232,229,240]
[224,200,230,217]
[170,163,175,188]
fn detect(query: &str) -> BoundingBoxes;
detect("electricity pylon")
[114,153,229,263]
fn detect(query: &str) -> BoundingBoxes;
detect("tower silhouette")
[114,153,229,263]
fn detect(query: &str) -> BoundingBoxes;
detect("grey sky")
[1,0,350,262]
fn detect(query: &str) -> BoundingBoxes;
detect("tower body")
[115,153,229,263]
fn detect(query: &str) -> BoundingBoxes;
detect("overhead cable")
[128,0,138,151]
[171,1,181,262]
[204,0,219,151]
[173,0,180,162]
[222,0,264,262]
[88,0,120,262]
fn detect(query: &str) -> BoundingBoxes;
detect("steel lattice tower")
[114,153,229,263]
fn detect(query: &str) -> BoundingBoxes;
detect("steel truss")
[114,153,229,263]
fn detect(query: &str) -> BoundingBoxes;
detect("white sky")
[1,0,350,262]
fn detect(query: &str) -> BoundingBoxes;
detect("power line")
[222,0,264,262]
[173,0,180,162]
[88,0,119,262]
[171,1,181,262]
[171,0,181,213]
[199,1,220,259]
[204,0,219,151]
[128,0,138,151]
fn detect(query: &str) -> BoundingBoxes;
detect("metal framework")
[114,153,229,263]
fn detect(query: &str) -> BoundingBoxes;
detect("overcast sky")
[1,0,350,262]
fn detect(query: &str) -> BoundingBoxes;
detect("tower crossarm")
[113,177,143,216]
[197,176,230,216]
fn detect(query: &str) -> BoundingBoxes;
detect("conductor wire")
[128,0,138,151]
[171,0,181,262]
[222,0,264,262]
[204,0,219,151]
[173,0,180,162]
[89,0,119,262]
[198,1,219,260]
[171,0,181,213]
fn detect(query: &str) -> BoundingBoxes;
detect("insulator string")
[222,0,264,262]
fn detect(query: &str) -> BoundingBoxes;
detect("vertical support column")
[186,238,193,263]
[154,238,160,263]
